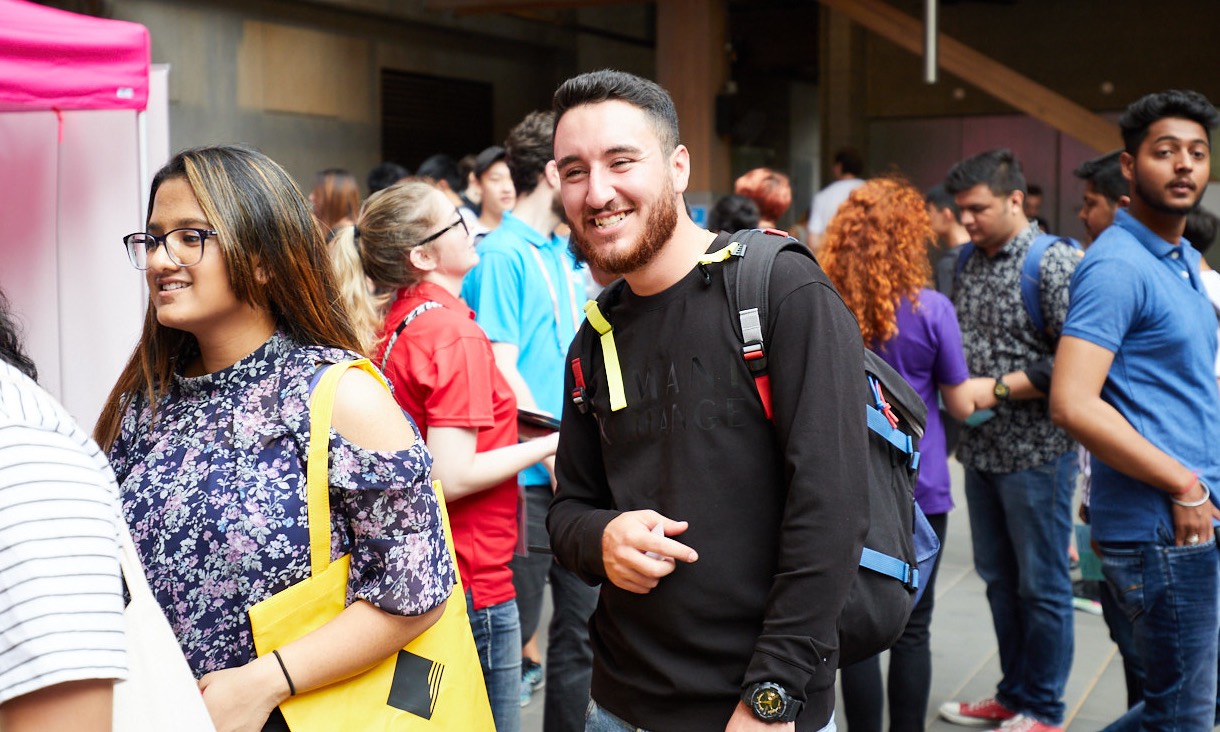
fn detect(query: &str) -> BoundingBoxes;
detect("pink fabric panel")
[0,0,150,111]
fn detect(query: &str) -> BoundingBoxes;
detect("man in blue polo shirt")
[461,110,594,731]
[1051,89,1220,729]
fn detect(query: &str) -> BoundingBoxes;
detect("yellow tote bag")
[248,359,494,731]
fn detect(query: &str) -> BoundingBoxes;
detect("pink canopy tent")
[0,0,149,112]
[0,0,164,429]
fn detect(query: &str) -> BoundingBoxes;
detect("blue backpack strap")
[1021,235,1081,336]
[953,241,976,290]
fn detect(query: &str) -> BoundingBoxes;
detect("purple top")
[873,289,970,515]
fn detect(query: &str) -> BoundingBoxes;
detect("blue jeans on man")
[467,594,522,732]
[1096,531,1220,732]
[964,451,1076,725]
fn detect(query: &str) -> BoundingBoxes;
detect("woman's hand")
[198,654,289,732]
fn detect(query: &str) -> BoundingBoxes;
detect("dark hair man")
[1072,151,1129,244]
[472,145,516,235]
[937,149,1079,731]
[546,69,868,732]
[807,146,865,252]
[460,112,593,731]
[925,183,971,296]
[366,161,408,196]
[0,290,127,732]
[1052,89,1220,729]
[417,153,479,233]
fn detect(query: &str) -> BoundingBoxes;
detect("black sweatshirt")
[548,242,869,732]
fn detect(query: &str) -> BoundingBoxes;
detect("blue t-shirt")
[461,211,583,485]
[1061,209,1220,542]
[874,290,970,516]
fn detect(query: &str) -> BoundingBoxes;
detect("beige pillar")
[656,0,730,202]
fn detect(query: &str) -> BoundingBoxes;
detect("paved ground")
[523,459,1129,731]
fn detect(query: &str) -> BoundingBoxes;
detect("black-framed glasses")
[122,228,218,270]
[415,210,468,248]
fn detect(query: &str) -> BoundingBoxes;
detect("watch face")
[994,381,1010,399]
[752,686,785,720]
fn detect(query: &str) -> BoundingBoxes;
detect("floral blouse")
[108,333,455,675]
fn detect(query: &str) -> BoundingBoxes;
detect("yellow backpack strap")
[696,241,742,266]
[582,299,627,412]
[307,358,390,577]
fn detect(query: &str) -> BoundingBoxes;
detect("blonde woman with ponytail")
[358,181,557,732]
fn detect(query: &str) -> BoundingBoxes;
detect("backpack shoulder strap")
[1021,235,1081,336]
[953,241,976,292]
[570,279,627,413]
[379,300,443,372]
[711,228,813,421]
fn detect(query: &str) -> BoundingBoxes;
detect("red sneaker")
[993,714,1063,732]
[938,697,1016,727]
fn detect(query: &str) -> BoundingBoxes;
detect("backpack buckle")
[742,342,767,374]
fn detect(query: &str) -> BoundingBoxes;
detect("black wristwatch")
[743,682,802,723]
[993,376,1011,401]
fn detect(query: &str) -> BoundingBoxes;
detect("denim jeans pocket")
[1098,545,1144,622]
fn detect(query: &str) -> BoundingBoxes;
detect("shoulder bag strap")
[306,359,389,577]
[379,301,444,372]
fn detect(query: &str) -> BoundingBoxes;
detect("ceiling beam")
[424,0,646,13]
[818,0,1121,153]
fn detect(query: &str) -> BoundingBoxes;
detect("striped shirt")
[0,360,127,706]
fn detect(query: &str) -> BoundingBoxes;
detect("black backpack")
[571,229,938,666]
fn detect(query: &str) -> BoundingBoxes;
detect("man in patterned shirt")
[936,149,1079,732]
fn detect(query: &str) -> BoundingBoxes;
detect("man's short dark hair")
[944,148,1027,198]
[367,161,408,195]
[1119,89,1220,155]
[416,154,463,191]
[924,183,959,216]
[707,194,760,233]
[504,111,555,197]
[834,147,864,177]
[1185,207,1219,255]
[473,146,507,179]
[553,69,680,152]
[1073,150,1127,203]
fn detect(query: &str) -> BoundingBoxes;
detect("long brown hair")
[311,168,361,231]
[819,177,933,347]
[95,145,362,449]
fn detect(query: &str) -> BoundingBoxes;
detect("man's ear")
[670,144,691,195]
[1118,194,1131,208]
[1120,151,1135,183]
[545,160,561,190]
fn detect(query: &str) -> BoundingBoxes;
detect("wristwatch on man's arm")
[993,375,1011,401]
[742,682,803,723]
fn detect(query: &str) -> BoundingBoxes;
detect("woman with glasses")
[355,181,558,732]
[95,145,454,732]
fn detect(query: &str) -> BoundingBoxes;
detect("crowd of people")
[1,68,1218,732]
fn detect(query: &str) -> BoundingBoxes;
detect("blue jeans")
[1097,531,1220,732]
[964,452,1076,725]
[584,699,840,732]
[467,594,522,732]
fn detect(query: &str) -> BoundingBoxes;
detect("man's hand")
[601,510,698,593]
[1170,479,1220,546]
[725,701,795,732]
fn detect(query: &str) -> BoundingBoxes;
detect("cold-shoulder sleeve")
[326,429,456,616]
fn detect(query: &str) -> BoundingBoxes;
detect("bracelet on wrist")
[1175,471,1200,496]
[1170,480,1211,508]
[271,649,296,696]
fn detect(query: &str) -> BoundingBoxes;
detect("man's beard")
[570,186,678,276]
[1133,169,1204,216]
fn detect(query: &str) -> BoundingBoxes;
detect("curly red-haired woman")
[820,177,993,732]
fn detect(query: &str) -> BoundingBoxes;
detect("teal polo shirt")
[461,211,583,486]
